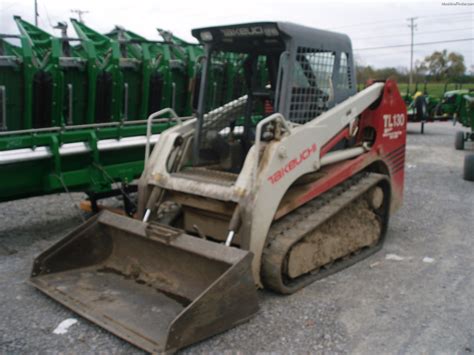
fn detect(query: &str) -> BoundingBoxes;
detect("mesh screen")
[289,47,335,123]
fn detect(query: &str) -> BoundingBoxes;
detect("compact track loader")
[31,22,407,353]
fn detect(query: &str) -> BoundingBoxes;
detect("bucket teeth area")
[30,211,258,353]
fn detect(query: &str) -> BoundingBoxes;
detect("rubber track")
[261,172,389,294]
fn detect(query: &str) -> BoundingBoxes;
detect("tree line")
[356,50,473,84]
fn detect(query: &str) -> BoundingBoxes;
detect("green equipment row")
[0,16,205,131]
[0,17,259,204]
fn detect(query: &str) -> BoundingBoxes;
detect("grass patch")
[397,83,474,98]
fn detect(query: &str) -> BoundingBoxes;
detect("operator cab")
[189,22,356,172]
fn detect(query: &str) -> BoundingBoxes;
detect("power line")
[346,26,409,37]
[343,22,470,41]
[419,12,473,19]
[328,12,472,31]
[343,26,409,38]
[70,9,89,23]
[329,19,402,30]
[42,2,53,29]
[419,17,474,25]
[354,38,474,51]
[353,27,473,41]
[346,18,472,37]
[419,15,473,25]
[356,49,415,59]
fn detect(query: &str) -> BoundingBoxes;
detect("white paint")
[385,253,404,261]
[423,256,435,263]
[53,318,78,334]
[382,113,405,140]
[407,164,417,169]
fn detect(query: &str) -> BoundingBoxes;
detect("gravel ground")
[1,121,473,354]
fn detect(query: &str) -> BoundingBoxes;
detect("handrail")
[145,108,181,165]
[0,116,191,137]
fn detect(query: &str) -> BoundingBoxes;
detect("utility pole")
[34,0,39,26]
[70,9,89,23]
[407,17,418,90]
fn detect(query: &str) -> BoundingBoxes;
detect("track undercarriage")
[152,171,389,295]
[262,172,390,294]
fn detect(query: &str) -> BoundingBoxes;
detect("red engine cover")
[358,79,407,211]
[288,79,407,216]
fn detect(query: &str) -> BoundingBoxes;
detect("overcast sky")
[1,0,473,72]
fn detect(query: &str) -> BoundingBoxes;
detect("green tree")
[355,65,409,83]
[356,65,375,83]
[421,50,466,81]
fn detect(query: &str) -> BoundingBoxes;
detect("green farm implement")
[403,82,467,134]
[0,17,251,207]
[439,88,473,123]
[452,89,474,181]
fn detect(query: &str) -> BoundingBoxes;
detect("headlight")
[200,31,213,42]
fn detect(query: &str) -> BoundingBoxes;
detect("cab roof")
[191,21,352,53]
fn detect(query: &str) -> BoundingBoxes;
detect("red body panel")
[296,80,407,213]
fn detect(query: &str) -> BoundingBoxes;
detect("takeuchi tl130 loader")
[30,22,407,353]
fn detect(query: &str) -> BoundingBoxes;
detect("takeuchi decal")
[267,143,317,185]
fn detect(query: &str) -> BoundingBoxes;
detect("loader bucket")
[30,211,259,353]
